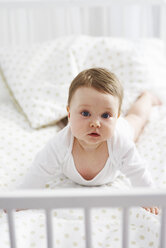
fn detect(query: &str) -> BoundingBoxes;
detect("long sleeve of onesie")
[119,141,154,188]
[18,140,62,189]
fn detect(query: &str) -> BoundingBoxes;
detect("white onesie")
[19,117,154,189]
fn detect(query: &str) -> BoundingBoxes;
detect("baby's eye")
[81,111,90,117]
[101,112,111,119]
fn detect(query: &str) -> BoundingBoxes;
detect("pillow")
[0,72,11,102]
[0,37,78,128]
[137,39,166,104]
[73,36,166,113]
[0,35,165,128]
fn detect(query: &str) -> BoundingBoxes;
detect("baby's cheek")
[70,121,82,136]
[106,124,116,138]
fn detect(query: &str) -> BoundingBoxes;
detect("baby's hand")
[4,209,27,213]
[143,206,160,215]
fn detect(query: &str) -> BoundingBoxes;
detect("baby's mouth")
[88,132,100,137]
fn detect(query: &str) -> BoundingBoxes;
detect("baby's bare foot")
[140,91,162,106]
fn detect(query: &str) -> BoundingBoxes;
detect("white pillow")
[0,37,78,128]
[73,36,166,113]
[0,35,165,128]
[74,37,148,87]
[0,72,11,102]
[137,39,166,103]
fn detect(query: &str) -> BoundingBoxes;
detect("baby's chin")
[74,136,103,147]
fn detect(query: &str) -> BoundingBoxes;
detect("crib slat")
[7,210,17,248]
[45,209,54,248]
[160,207,166,248]
[84,208,92,248]
[122,207,129,248]
[160,3,166,42]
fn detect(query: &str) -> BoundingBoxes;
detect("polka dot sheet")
[0,38,166,248]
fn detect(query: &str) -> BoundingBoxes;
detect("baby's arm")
[3,128,67,213]
[6,142,60,212]
[120,141,160,215]
[120,144,154,188]
[18,141,60,189]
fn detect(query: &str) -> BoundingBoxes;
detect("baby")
[19,68,161,214]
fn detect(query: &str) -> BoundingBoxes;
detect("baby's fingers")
[4,208,27,213]
[151,208,156,214]
[150,207,160,215]
[143,206,160,215]
[154,207,160,215]
[143,207,150,212]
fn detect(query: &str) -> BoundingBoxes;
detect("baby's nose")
[90,120,101,128]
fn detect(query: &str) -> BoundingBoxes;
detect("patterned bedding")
[0,36,166,248]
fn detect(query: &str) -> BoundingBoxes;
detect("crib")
[1,188,166,248]
[0,0,166,248]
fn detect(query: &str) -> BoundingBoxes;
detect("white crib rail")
[0,0,166,7]
[0,188,166,248]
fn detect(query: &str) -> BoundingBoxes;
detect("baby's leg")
[124,91,162,142]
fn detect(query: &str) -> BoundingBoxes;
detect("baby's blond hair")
[67,67,123,115]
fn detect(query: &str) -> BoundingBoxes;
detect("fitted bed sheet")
[0,37,166,247]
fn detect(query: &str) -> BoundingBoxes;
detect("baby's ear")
[66,106,70,119]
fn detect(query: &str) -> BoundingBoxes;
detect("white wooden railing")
[0,188,166,248]
[0,0,166,8]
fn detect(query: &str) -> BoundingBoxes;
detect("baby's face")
[67,87,120,148]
